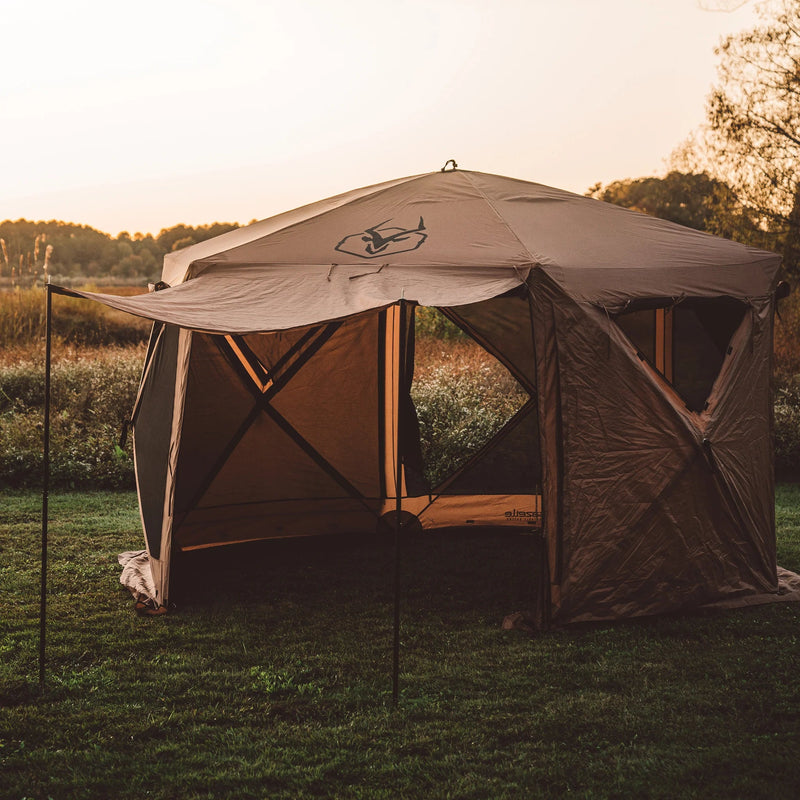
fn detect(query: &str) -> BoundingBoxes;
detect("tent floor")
[166,526,543,615]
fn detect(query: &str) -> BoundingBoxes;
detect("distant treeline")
[0,220,240,283]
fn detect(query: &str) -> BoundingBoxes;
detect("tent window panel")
[192,412,361,509]
[235,325,331,394]
[615,297,747,414]
[443,287,537,389]
[176,312,386,522]
[672,299,747,413]
[440,404,541,495]
[265,312,384,499]
[411,305,533,492]
[615,310,656,364]
[133,324,180,559]
[174,333,263,514]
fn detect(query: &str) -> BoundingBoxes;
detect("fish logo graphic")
[335,217,427,259]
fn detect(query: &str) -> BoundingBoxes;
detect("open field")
[1,487,799,799]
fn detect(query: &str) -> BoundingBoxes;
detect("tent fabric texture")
[59,168,799,627]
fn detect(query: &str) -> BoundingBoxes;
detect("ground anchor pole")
[39,282,52,689]
[392,299,407,706]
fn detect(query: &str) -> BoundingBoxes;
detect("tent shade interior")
[52,167,800,627]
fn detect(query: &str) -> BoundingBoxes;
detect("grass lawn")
[1,486,799,799]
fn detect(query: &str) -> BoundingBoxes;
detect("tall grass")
[0,286,150,354]
[775,289,800,382]
[0,348,143,489]
[775,376,800,479]
[412,338,528,486]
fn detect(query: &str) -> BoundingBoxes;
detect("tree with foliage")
[155,222,239,254]
[676,0,800,274]
[587,171,760,238]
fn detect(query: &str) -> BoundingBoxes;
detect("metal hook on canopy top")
[441,159,458,172]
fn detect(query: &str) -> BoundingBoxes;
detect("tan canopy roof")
[61,169,781,332]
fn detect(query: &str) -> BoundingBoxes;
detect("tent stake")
[392,299,406,706]
[39,282,52,690]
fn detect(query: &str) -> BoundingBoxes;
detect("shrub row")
[0,350,143,489]
[775,376,800,479]
[2,340,799,490]
[411,339,528,486]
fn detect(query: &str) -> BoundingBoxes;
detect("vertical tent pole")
[392,299,406,705]
[39,281,52,689]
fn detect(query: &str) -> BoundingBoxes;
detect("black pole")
[392,299,406,705]
[39,282,52,689]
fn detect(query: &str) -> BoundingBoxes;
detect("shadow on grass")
[169,527,541,624]
[0,679,43,707]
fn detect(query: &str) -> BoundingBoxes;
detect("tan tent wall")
[169,313,389,552]
[529,271,777,625]
[132,282,782,620]
[132,298,546,607]
[132,323,178,560]
[131,325,191,607]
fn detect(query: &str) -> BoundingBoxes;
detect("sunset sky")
[2,0,763,236]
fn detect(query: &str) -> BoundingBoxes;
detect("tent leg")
[392,300,406,706]
[39,283,53,689]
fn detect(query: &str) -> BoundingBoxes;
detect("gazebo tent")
[55,167,798,628]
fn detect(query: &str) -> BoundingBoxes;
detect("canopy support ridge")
[392,299,407,706]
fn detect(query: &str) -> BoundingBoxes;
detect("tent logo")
[335,217,427,259]
[504,509,541,524]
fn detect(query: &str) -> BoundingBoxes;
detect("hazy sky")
[2,0,762,236]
